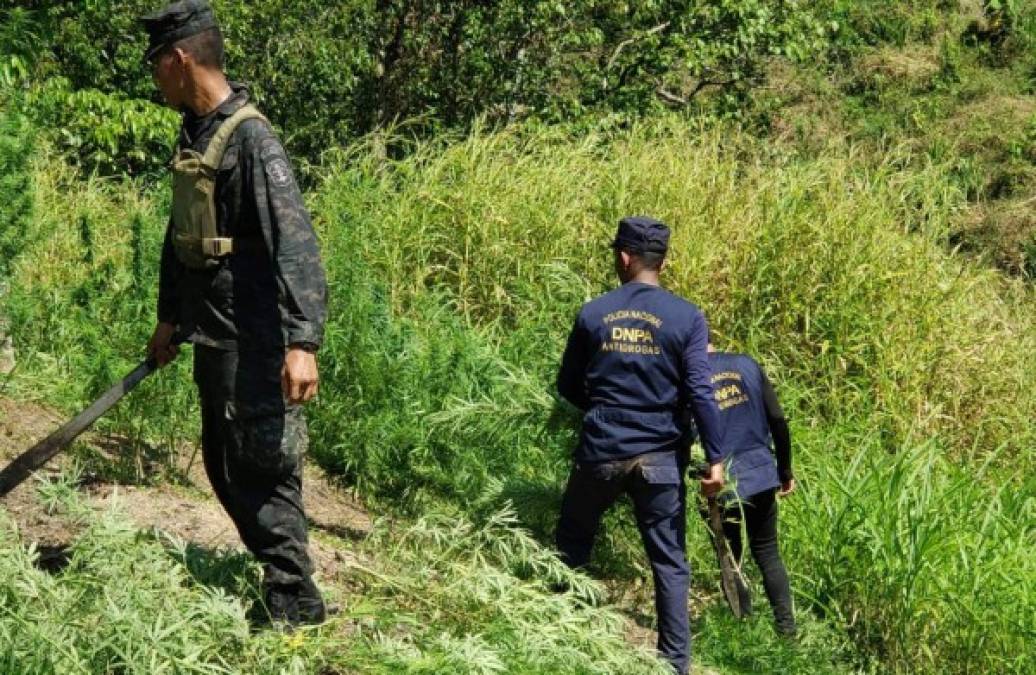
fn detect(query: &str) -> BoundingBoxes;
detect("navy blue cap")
[140,0,217,61]
[612,216,670,255]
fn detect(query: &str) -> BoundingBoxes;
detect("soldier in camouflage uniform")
[140,0,330,626]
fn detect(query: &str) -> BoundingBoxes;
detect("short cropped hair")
[173,26,224,69]
[618,247,665,271]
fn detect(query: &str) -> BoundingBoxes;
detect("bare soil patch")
[0,396,372,581]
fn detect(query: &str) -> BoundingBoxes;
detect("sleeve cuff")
[286,325,322,349]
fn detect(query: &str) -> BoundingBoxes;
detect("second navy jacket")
[708,351,792,500]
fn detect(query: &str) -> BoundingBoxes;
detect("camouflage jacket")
[157,83,327,352]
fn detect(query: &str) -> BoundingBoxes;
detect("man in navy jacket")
[708,346,797,636]
[555,216,725,674]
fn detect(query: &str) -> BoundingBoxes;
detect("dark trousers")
[194,345,314,587]
[722,488,795,634]
[556,453,690,675]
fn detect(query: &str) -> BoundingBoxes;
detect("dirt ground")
[0,396,692,665]
[0,397,370,580]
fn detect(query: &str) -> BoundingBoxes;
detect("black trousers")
[193,345,314,587]
[556,453,690,674]
[721,488,795,634]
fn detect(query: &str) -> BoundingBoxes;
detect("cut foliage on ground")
[0,399,680,674]
[4,117,1034,673]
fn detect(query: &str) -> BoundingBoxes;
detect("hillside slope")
[2,116,1033,672]
[1,1,1034,672]
[1,396,684,674]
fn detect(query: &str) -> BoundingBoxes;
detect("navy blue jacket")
[557,282,724,465]
[708,351,792,500]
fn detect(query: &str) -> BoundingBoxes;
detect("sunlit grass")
[2,114,1034,672]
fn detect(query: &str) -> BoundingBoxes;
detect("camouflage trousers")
[193,345,315,586]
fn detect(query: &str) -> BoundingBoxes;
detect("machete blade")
[707,495,751,618]
[0,357,160,498]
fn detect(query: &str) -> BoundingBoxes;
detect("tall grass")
[312,123,1035,463]
[3,119,1034,672]
[786,430,1036,671]
[1,147,197,477]
[307,121,1035,672]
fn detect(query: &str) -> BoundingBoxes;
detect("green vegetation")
[0,109,33,278]
[4,0,832,174]
[310,122,1036,671]
[789,0,1036,276]
[5,116,1034,674]
[2,477,665,674]
[2,0,1035,673]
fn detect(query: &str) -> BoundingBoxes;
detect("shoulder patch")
[265,157,293,188]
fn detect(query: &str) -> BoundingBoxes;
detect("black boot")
[249,582,300,630]
[296,576,329,625]
[775,614,798,639]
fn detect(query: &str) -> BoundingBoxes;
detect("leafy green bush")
[0,109,34,278]
[0,7,38,87]
[12,0,833,166]
[818,0,950,50]
[23,78,179,177]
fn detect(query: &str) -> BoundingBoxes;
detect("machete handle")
[688,459,711,479]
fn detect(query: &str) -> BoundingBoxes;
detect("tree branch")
[655,78,737,107]
[606,22,671,70]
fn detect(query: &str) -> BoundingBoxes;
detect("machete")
[705,494,751,618]
[0,339,181,497]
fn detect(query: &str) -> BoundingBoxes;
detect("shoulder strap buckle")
[201,237,235,257]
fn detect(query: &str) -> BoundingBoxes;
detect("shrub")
[11,1,833,166]
[23,78,179,177]
[0,109,34,277]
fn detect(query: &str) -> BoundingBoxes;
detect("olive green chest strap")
[170,103,269,268]
[201,103,268,170]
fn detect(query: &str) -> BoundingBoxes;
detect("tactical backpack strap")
[200,103,268,171]
[196,103,268,255]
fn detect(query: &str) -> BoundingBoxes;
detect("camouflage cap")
[612,216,670,255]
[140,0,218,62]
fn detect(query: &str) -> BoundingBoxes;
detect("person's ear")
[171,46,190,73]
[620,250,632,270]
